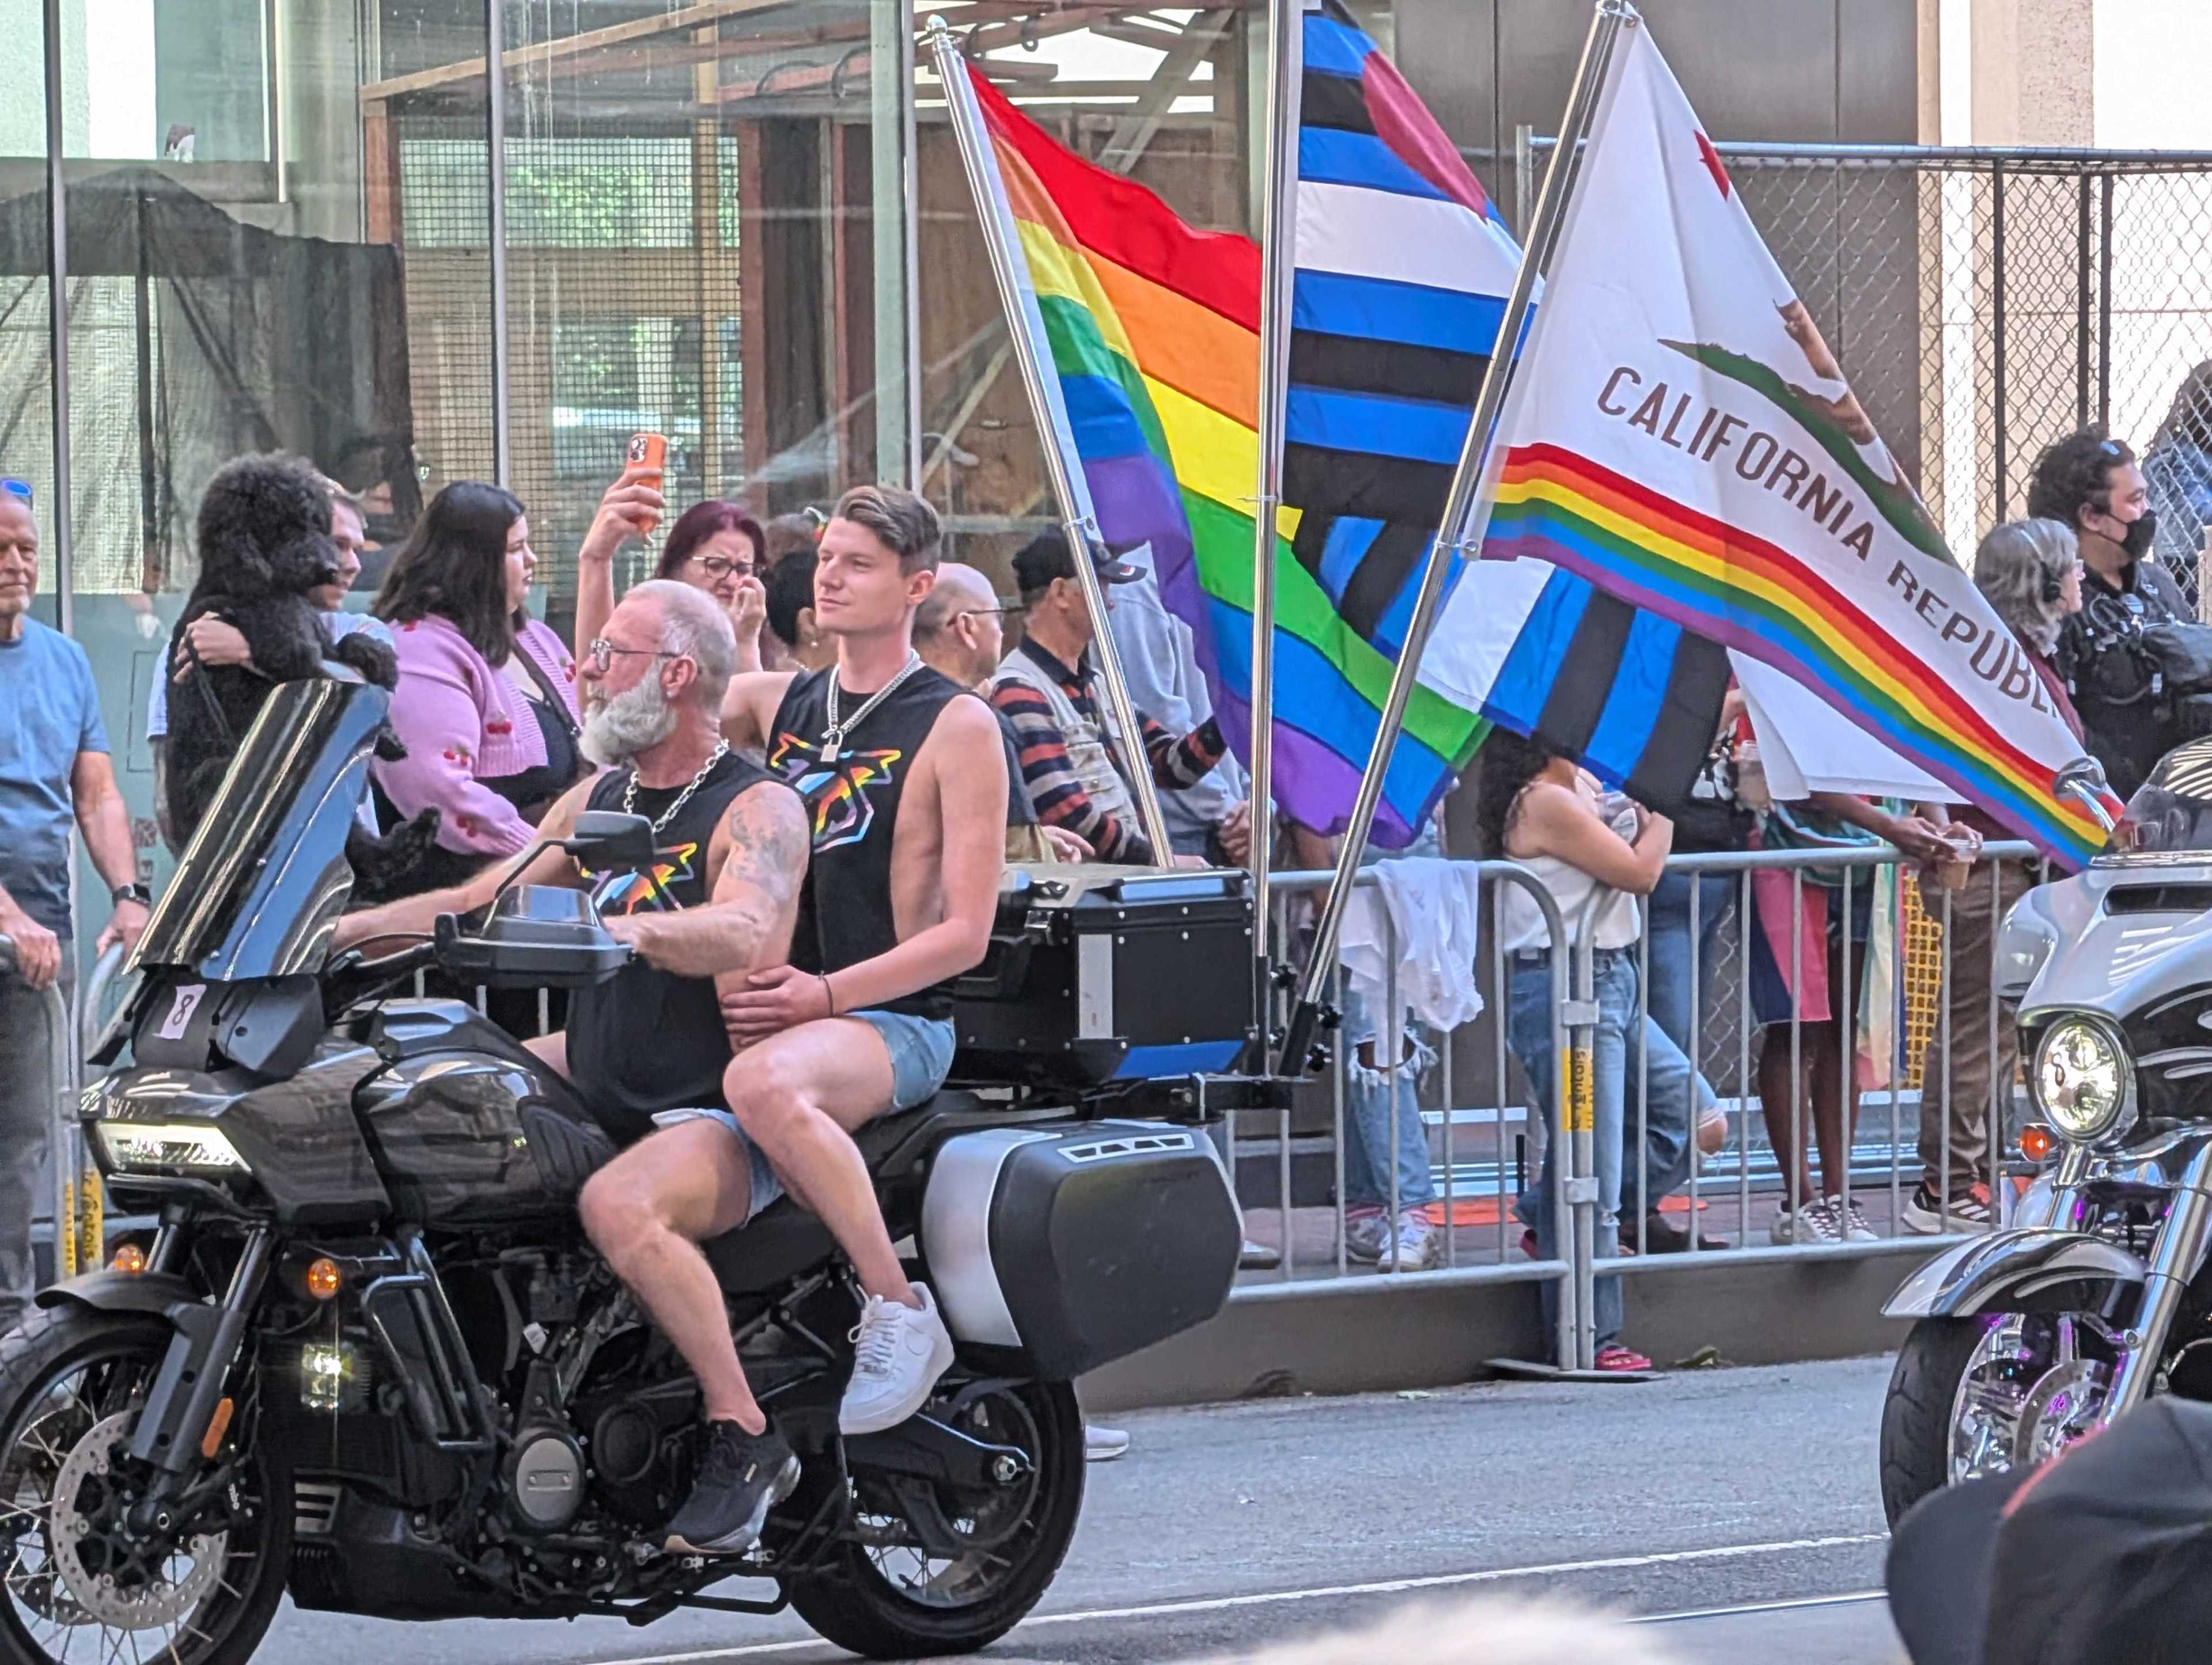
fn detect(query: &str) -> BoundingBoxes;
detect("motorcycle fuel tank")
[353,1000,618,1226]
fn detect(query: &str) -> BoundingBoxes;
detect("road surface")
[253,1355,1906,1663]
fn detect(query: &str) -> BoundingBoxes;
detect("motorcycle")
[1878,744,2212,1524]
[0,677,1247,1664]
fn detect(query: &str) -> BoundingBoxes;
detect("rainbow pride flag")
[952,59,1482,846]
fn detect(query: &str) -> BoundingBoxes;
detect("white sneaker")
[1084,1424,1130,1462]
[1842,1198,1880,1242]
[1769,1197,1844,1246]
[1343,1212,1390,1264]
[840,1285,956,1435]
[1378,1211,1441,1272]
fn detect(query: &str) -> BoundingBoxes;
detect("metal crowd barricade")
[1605,839,2045,1284]
[2,939,121,1289]
[1240,862,1587,1371]
[1222,837,2051,1376]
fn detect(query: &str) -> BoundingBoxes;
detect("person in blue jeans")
[1339,825,1448,1270]
[1484,732,1717,1371]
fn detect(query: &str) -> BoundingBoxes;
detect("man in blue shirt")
[0,484,149,1334]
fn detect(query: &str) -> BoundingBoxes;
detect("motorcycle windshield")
[134,676,390,980]
[2104,737,2212,863]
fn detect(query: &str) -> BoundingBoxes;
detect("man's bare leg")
[724,1018,956,1434]
[723,1018,911,1306]
[578,1120,766,1431]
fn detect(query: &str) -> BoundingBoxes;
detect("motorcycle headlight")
[2032,1017,2135,1146]
[96,1121,250,1175]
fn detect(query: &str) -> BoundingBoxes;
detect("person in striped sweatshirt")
[987,529,1243,868]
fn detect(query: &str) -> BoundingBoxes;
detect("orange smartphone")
[627,431,667,536]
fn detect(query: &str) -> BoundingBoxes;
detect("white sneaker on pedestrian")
[1378,1211,1441,1272]
[1842,1198,1880,1242]
[1769,1197,1844,1246]
[1343,1211,1390,1264]
[840,1285,956,1435]
[1084,1424,1130,1462]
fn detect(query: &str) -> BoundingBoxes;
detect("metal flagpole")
[926,17,1177,867]
[1248,0,1301,1041]
[1278,0,1638,1071]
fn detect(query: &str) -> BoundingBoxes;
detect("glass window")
[502,0,911,636]
[47,0,498,903]
[914,6,1255,578]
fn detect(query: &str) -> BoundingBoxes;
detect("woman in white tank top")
[1480,733,1720,1372]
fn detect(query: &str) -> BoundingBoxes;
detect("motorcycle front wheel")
[0,1305,292,1665]
[1880,1311,2118,1526]
[785,1378,1084,1659]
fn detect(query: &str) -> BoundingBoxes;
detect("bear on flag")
[1425,17,2118,865]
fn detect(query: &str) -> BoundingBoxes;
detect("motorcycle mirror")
[561,810,660,871]
[2055,757,2119,835]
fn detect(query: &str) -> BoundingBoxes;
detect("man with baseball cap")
[1887,1396,2212,1663]
[990,529,1239,867]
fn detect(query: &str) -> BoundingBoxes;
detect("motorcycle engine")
[503,1428,586,1534]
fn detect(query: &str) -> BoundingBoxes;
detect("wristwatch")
[112,882,152,907]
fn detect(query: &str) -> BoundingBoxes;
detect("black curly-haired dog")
[164,454,441,903]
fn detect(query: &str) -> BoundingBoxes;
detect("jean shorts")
[646,1106,787,1224]
[646,1010,955,1226]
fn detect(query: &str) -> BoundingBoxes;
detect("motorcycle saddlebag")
[949,866,1259,1087]
[921,1121,1240,1379]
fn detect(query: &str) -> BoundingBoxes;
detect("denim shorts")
[855,1008,958,1112]
[647,1010,955,1224]
[646,1107,787,1224]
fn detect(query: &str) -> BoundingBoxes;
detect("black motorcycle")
[0,678,1243,1664]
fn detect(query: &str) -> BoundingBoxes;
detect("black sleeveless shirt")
[766,663,967,1020]
[567,749,784,1140]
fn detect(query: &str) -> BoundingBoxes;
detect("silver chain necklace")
[823,653,923,752]
[622,738,729,832]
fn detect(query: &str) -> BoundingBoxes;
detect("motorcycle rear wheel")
[785,1378,1084,1659]
[0,1305,291,1665]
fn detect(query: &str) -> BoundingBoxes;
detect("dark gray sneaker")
[663,1420,800,1556]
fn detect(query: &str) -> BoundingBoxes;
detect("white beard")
[580,676,677,765]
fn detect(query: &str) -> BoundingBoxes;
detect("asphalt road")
[251,1355,1906,1664]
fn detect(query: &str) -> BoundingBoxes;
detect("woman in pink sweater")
[371,482,583,892]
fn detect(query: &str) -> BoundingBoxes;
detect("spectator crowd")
[0,395,2203,1374]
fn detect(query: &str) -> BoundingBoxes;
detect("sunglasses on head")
[0,478,30,505]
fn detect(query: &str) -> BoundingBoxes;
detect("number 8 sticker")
[157,983,206,1041]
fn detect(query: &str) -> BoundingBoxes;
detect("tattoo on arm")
[710,783,808,966]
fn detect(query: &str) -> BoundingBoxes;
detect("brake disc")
[2013,1359,2111,1469]
[46,1411,227,1631]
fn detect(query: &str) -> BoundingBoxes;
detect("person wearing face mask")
[2028,428,2193,801]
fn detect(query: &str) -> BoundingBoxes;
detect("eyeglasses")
[585,638,682,673]
[959,604,1022,620]
[690,555,755,580]
[0,479,30,505]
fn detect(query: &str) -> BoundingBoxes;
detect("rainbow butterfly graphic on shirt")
[581,840,698,915]
[765,733,904,853]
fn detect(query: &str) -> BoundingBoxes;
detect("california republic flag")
[1416,18,2116,864]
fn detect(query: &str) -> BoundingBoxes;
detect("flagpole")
[1278,0,1638,1072]
[926,16,1177,868]
[1248,0,1301,1048]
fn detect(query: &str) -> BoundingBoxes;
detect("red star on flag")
[1694,128,1732,198]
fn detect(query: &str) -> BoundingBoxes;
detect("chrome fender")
[1883,1228,2146,1319]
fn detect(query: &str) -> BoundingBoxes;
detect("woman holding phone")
[571,439,771,672]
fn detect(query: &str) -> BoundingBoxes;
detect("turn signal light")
[2020,1124,2057,1163]
[305,1258,343,1300]
[109,1243,145,1276]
